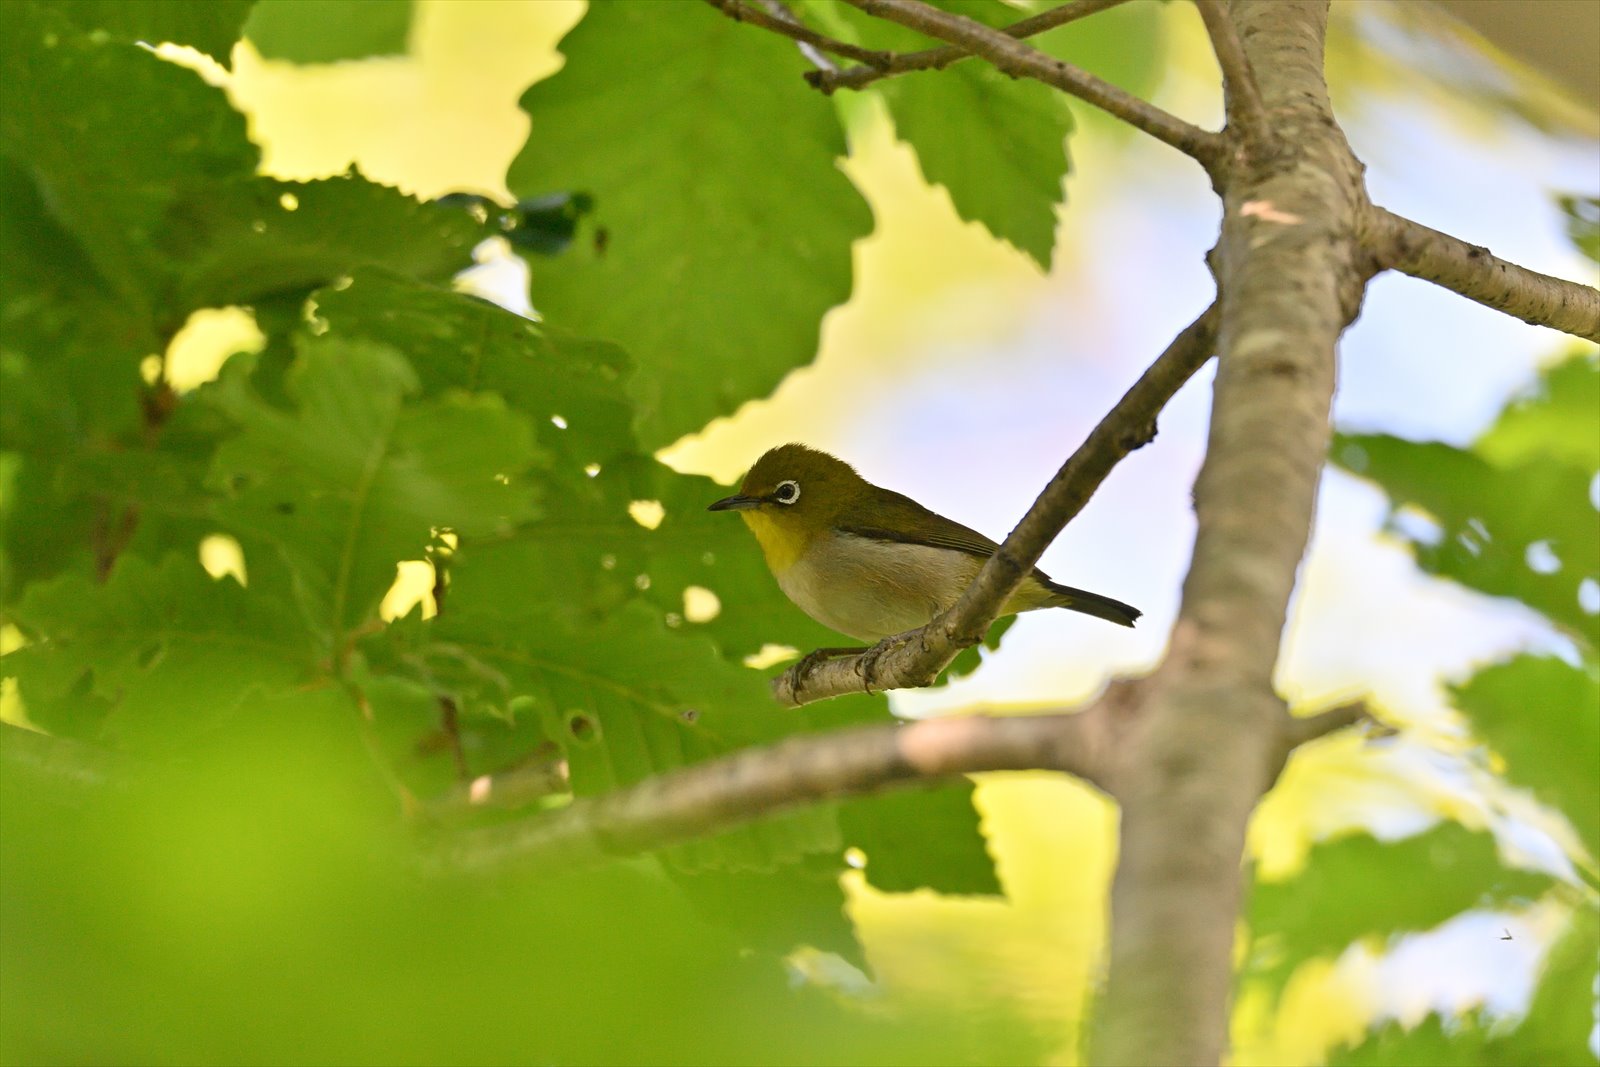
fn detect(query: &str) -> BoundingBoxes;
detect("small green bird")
[708,443,1140,643]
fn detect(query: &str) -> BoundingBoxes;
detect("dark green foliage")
[41,0,254,62]
[245,0,413,64]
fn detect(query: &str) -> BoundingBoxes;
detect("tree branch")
[773,303,1219,706]
[1093,2,1371,1062]
[429,709,1116,875]
[1283,700,1375,750]
[807,0,1132,93]
[1194,0,1270,149]
[701,0,895,69]
[1362,205,1600,342]
[840,0,1224,167]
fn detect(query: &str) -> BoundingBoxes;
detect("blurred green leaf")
[3,712,1010,1065]
[1330,904,1599,1066]
[1249,822,1552,972]
[1454,655,1600,857]
[207,336,543,644]
[1476,348,1599,470]
[841,779,1002,896]
[1333,434,1598,644]
[40,0,254,62]
[1498,903,1600,1066]
[1329,1014,1491,1067]
[1334,350,1599,646]
[244,0,412,64]
[510,0,870,449]
[1555,193,1600,265]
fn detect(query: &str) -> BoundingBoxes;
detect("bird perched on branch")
[708,444,1140,645]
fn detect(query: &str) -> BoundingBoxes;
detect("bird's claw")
[854,633,910,693]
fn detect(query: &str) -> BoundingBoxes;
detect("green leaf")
[1328,1014,1491,1067]
[808,0,1071,267]
[0,3,256,317]
[509,0,870,448]
[841,779,1002,895]
[157,176,485,311]
[244,0,412,64]
[879,63,1071,268]
[373,600,848,869]
[1498,903,1600,1066]
[1454,656,1600,857]
[1330,905,1600,1066]
[206,336,543,645]
[1556,193,1600,265]
[3,553,314,746]
[313,271,636,471]
[1333,434,1598,645]
[1476,349,1600,471]
[668,858,865,965]
[1249,822,1553,972]
[41,0,254,62]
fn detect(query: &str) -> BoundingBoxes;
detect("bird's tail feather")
[1043,581,1141,628]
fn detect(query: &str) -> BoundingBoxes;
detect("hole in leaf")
[567,713,597,742]
[628,500,664,530]
[380,561,438,621]
[198,534,247,586]
[743,644,800,670]
[1525,540,1561,575]
[683,586,720,623]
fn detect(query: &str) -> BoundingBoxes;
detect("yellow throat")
[739,510,808,575]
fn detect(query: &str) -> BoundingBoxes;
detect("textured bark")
[1091,2,1369,1064]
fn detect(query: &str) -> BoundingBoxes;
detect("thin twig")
[840,0,1222,167]
[1362,205,1600,341]
[808,0,1132,93]
[1194,0,1270,150]
[427,709,1116,875]
[702,0,895,68]
[774,303,1219,706]
[1283,701,1375,750]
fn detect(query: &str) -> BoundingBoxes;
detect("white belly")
[776,532,981,643]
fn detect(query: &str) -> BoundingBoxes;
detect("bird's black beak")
[707,494,761,512]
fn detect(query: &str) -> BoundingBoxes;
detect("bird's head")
[707,444,867,566]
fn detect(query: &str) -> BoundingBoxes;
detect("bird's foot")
[793,646,868,681]
[854,632,912,693]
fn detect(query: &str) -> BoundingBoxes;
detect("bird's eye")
[773,480,800,505]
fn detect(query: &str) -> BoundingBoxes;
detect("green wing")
[836,489,1005,559]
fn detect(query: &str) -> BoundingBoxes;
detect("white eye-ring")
[772,479,800,505]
